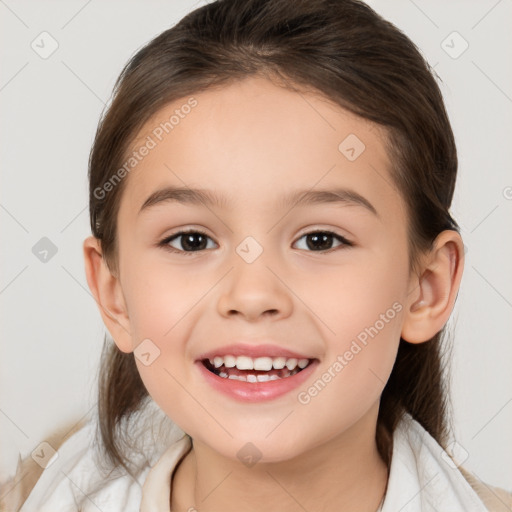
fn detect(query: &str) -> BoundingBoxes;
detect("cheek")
[121,258,198,343]
[119,256,205,401]
[294,300,404,438]
[294,250,407,405]
[297,248,408,347]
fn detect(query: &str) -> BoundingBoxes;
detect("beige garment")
[458,466,512,512]
[2,422,512,512]
[0,419,87,512]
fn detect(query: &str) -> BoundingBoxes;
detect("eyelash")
[158,228,353,256]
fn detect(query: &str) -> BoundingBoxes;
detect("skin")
[84,75,464,512]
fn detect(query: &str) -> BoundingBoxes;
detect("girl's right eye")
[159,229,216,256]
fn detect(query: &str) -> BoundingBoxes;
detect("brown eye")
[160,229,216,254]
[293,231,352,253]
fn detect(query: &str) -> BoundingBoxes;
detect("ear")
[83,235,134,353]
[401,230,464,344]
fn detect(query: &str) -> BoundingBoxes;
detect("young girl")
[4,0,511,510]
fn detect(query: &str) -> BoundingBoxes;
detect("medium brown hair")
[88,0,459,478]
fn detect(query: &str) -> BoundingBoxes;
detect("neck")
[171,403,389,512]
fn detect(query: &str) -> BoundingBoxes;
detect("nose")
[216,252,293,322]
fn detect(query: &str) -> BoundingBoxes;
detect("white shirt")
[18,401,492,512]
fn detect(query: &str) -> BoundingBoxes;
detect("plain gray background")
[1,0,511,492]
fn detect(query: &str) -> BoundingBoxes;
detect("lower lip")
[196,360,318,402]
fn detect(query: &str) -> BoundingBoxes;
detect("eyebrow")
[139,186,379,217]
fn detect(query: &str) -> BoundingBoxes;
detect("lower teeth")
[202,359,307,382]
[216,367,300,382]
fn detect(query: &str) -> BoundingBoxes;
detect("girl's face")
[112,76,413,462]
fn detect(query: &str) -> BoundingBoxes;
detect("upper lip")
[196,343,314,361]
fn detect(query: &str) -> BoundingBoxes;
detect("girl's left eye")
[158,229,353,255]
[294,230,353,252]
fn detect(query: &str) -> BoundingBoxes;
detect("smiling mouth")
[201,356,314,383]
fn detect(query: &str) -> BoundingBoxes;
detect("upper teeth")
[210,355,310,371]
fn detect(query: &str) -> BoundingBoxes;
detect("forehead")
[119,76,402,221]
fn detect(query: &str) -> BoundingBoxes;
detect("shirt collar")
[140,413,488,512]
[380,413,487,512]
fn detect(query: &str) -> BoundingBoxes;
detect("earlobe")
[401,230,464,344]
[82,236,134,353]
